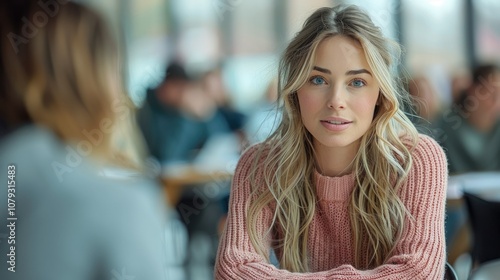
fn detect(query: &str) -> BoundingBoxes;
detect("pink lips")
[320,117,352,132]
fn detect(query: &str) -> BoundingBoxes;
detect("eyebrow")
[312,66,372,76]
[313,66,331,74]
[346,69,372,76]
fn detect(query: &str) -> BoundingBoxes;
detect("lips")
[320,117,352,132]
[321,117,352,124]
[322,120,351,125]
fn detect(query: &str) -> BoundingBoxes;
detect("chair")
[463,192,500,265]
[444,261,459,280]
[468,258,500,280]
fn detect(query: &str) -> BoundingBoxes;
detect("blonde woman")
[215,5,448,279]
[0,1,167,279]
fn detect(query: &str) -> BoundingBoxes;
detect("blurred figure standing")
[0,1,168,279]
[432,64,500,174]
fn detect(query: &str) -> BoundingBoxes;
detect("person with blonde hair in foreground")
[0,1,168,279]
[215,5,448,279]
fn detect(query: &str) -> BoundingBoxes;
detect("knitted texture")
[215,134,448,279]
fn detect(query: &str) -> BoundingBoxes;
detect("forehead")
[314,35,370,71]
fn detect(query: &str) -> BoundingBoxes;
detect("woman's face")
[297,35,380,155]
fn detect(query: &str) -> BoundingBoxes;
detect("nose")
[327,84,346,110]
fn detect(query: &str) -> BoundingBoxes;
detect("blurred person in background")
[430,64,500,272]
[450,70,472,106]
[216,5,447,279]
[138,62,231,165]
[201,67,247,135]
[139,62,240,278]
[431,64,500,174]
[0,1,169,279]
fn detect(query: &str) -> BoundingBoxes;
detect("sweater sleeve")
[215,135,448,280]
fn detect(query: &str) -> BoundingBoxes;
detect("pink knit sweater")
[215,134,448,279]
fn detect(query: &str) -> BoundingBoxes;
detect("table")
[446,172,500,264]
[161,165,233,206]
[447,172,500,200]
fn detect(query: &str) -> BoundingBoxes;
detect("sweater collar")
[314,169,355,201]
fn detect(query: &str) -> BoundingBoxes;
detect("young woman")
[0,1,168,279]
[215,5,448,279]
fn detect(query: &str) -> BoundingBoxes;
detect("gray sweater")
[431,116,500,174]
[0,126,168,280]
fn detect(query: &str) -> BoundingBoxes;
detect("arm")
[215,135,448,279]
[344,135,448,279]
[215,145,324,279]
[215,145,353,279]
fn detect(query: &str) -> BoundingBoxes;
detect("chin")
[315,137,356,149]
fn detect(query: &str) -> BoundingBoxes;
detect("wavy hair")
[0,1,143,167]
[248,5,419,272]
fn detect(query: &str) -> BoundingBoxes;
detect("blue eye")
[310,76,326,85]
[350,79,366,88]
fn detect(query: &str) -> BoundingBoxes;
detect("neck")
[313,141,359,177]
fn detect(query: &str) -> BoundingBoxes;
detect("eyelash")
[308,76,367,88]
[349,78,366,88]
[309,75,326,85]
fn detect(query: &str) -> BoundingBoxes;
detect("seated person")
[431,64,500,174]
[216,5,448,278]
[0,2,168,279]
[201,67,247,132]
[430,64,500,262]
[138,63,230,164]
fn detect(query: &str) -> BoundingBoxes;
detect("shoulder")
[234,143,268,176]
[400,133,446,161]
[232,142,275,189]
[238,142,274,167]
[1,125,164,219]
[404,134,448,189]
[0,125,55,158]
[410,134,447,167]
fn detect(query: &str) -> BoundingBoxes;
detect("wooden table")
[161,166,233,206]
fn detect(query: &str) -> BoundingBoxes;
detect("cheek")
[297,91,321,117]
[353,95,379,121]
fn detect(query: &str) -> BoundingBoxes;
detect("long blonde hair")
[0,1,143,167]
[248,5,419,272]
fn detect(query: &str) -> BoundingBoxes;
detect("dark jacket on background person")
[138,88,230,164]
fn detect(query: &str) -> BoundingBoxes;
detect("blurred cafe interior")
[1,0,500,279]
